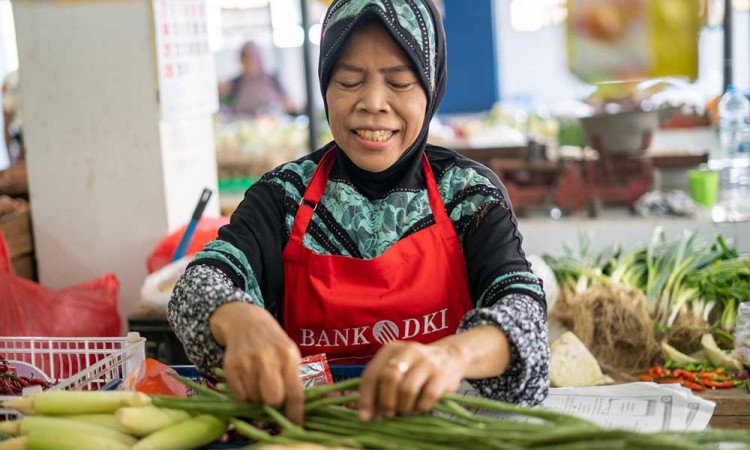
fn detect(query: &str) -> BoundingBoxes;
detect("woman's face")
[326,22,427,172]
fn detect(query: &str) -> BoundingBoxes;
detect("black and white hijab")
[317,0,447,199]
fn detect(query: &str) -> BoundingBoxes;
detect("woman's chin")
[352,154,399,173]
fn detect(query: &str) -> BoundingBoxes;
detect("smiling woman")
[169,0,549,427]
[326,20,427,172]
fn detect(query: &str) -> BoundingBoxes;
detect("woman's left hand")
[357,340,467,421]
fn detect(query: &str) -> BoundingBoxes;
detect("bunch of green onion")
[544,228,741,330]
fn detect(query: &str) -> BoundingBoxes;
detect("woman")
[169,0,548,425]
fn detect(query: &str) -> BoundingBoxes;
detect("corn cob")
[116,405,192,437]
[0,416,137,445]
[1,390,151,416]
[132,414,227,450]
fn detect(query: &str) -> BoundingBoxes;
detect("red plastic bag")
[146,216,230,274]
[0,231,121,337]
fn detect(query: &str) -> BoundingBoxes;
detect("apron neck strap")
[290,149,449,244]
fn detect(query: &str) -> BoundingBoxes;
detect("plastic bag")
[146,216,229,274]
[734,303,750,366]
[0,231,121,337]
[139,256,194,315]
[119,358,188,397]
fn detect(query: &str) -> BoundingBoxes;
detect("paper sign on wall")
[152,0,219,121]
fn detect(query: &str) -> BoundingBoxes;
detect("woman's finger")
[415,376,451,413]
[358,354,388,421]
[224,362,248,401]
[258,355,284,406]
[282,351,304,425]
[396,362,431,415]
[376,356,410,418]
[243,366,262,404]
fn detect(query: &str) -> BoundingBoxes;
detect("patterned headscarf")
[318,0,447,178]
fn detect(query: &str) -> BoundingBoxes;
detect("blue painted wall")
[439,0,499,114]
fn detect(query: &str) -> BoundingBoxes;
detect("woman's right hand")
[209,302,304,424]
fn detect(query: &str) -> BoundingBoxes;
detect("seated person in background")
[219,41,298,117]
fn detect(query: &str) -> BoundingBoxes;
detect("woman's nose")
[357,82,390,113]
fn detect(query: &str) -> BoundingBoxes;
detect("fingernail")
[358,409,371,422]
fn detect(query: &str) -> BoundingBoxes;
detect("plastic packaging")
[734,302,750,366]
[0,232,121,337]
[717,86,750,157]
[120,358,189,397]
[139,256,194,315]
[711,86,750,221]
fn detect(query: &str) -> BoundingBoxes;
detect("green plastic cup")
[688,169,719,207]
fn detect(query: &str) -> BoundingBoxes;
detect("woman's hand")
[358,325,512,421]
[357,340,467,421]
[209,302,304,424]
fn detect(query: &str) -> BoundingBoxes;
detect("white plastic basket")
[0,333,146,420]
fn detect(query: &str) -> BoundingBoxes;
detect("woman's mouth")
[353,129,395,142]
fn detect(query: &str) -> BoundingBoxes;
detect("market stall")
[2,0,750,448]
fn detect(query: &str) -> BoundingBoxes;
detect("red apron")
[282,149,473,364]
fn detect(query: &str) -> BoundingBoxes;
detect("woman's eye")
[338,81,361,89]
[389,81,414,90]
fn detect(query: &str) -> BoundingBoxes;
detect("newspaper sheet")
[460,381,715,432]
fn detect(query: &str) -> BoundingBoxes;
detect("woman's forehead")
[336,22,412,66]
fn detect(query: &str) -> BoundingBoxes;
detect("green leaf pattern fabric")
[326,0,388,32]
[325,0,435,88]
[266,160,500,259]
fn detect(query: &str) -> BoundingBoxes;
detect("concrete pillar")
[12,0,219,328]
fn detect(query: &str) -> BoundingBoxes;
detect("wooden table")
[699,388,750,429]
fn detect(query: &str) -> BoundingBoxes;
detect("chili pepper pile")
[0,356,53,396]
[640,364,749,392]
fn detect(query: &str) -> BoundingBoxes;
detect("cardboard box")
[0,204,36,280]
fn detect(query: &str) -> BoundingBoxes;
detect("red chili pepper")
[0,377,17,395]
[654,377,681,384]
[640,374,655,382]
[681,380,706,391]
[674,370,702,383]
[700,372,721,380]
[703,379,735,389]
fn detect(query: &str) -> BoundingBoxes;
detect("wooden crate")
[0,204,36,280]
